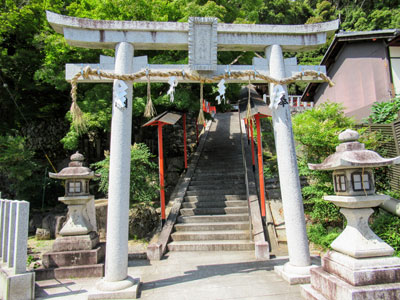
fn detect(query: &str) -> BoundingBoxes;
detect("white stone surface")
[103,42,134,286]
[324,250,400,271]
[331,208,394,258]
[13,201,29,274]
[1,200,10,262]
[89,277,140,299]
[0,200,33,299]
[324,194,389,208]
[7,201,16,268]
[47,11,338,51]
[0,201,3,256]
[58,195,96,233]
[188,17,218,71]
[59,204,91,236]
[86,196,97,232]
[267,45,311,271]
[0,269,35,300]
[380,197,400,217]
[275,264,317,285]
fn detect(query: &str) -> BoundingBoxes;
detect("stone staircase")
[168,113,254,252]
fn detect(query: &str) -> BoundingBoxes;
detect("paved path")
[36,251,315,299]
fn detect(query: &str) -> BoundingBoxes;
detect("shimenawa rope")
[70,66,334,132]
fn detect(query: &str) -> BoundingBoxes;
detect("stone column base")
[275,262,318,285]
[301,251,400,300]
[88,276,141,299]
[0,268,35,300]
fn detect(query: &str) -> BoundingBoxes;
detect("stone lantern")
[38,152,104,280]
[49,151,97,237]
[301,129,400,299]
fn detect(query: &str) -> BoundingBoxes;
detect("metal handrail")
[238,112,253,241]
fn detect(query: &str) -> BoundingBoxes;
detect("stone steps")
[192,174,244,180]
[174,222,249,231]
[167,113,254,253]
[171,230,250,241]
[186,190,246,196]
[182,200,247,208]
[168,240,255,251]
[187,185,246,191]
[189,179,245,186]
[180,207,248,216]
[184,195,246,202]
[177,214,250,223]
[194,170,244,175]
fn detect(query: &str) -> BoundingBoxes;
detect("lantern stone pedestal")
[35,153,105,281]
[302,130,400,299]
[301,195,400,299]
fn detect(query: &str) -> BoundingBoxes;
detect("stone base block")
[274,264,317,285]
[35,263,104,280]
[0,268,35,300]
[147,243,162,261]
[301,284,328,300]
[306,266,400,300]
[88,277,141,299]
[323,250,400,286]
[52,231,99,252]
[42,244,105,268]
[255,241,270,260]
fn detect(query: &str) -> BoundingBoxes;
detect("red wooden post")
[158,123,166,225]
[196,118,199,144]
[255,115,266,218]
[250,119,256,172]
[183,113,188,169]
[245,118,250,144]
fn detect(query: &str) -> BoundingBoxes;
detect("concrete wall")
[315,41,392,121]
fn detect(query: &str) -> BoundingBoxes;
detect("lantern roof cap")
[308,129,400,171]
[71,151,84,161]
[49,152,95,179]
[338,129,359,142]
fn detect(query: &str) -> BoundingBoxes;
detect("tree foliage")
[293,102,386,224]
[1,0,399,205]
[91,143,159,205]
[367,97,400,124]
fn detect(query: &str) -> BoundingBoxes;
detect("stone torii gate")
[46,11,338,298]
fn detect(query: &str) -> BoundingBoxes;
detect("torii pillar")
[93,42,140,297]
[267,45,314,283]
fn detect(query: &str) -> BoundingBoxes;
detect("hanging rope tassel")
[246,76,252,121]
[144,73,156,118]
[197,81,205,125]
[70,74,86,133]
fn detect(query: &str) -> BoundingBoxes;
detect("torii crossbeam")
[46,11,338,297]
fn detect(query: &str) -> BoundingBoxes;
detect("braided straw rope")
[197,82,205,125]
[70,66,334,131]
[144,73,156,118]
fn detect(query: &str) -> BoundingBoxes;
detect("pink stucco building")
[302,30,400,122]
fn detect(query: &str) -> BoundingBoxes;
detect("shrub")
[367,97,400,124]
[371,210,400,257]
[293,102,385,232]
[307,223,341,249]
[92,143,159,205]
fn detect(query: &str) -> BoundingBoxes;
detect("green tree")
[92,143,159,205]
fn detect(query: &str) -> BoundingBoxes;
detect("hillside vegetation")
[1,0,399,205]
